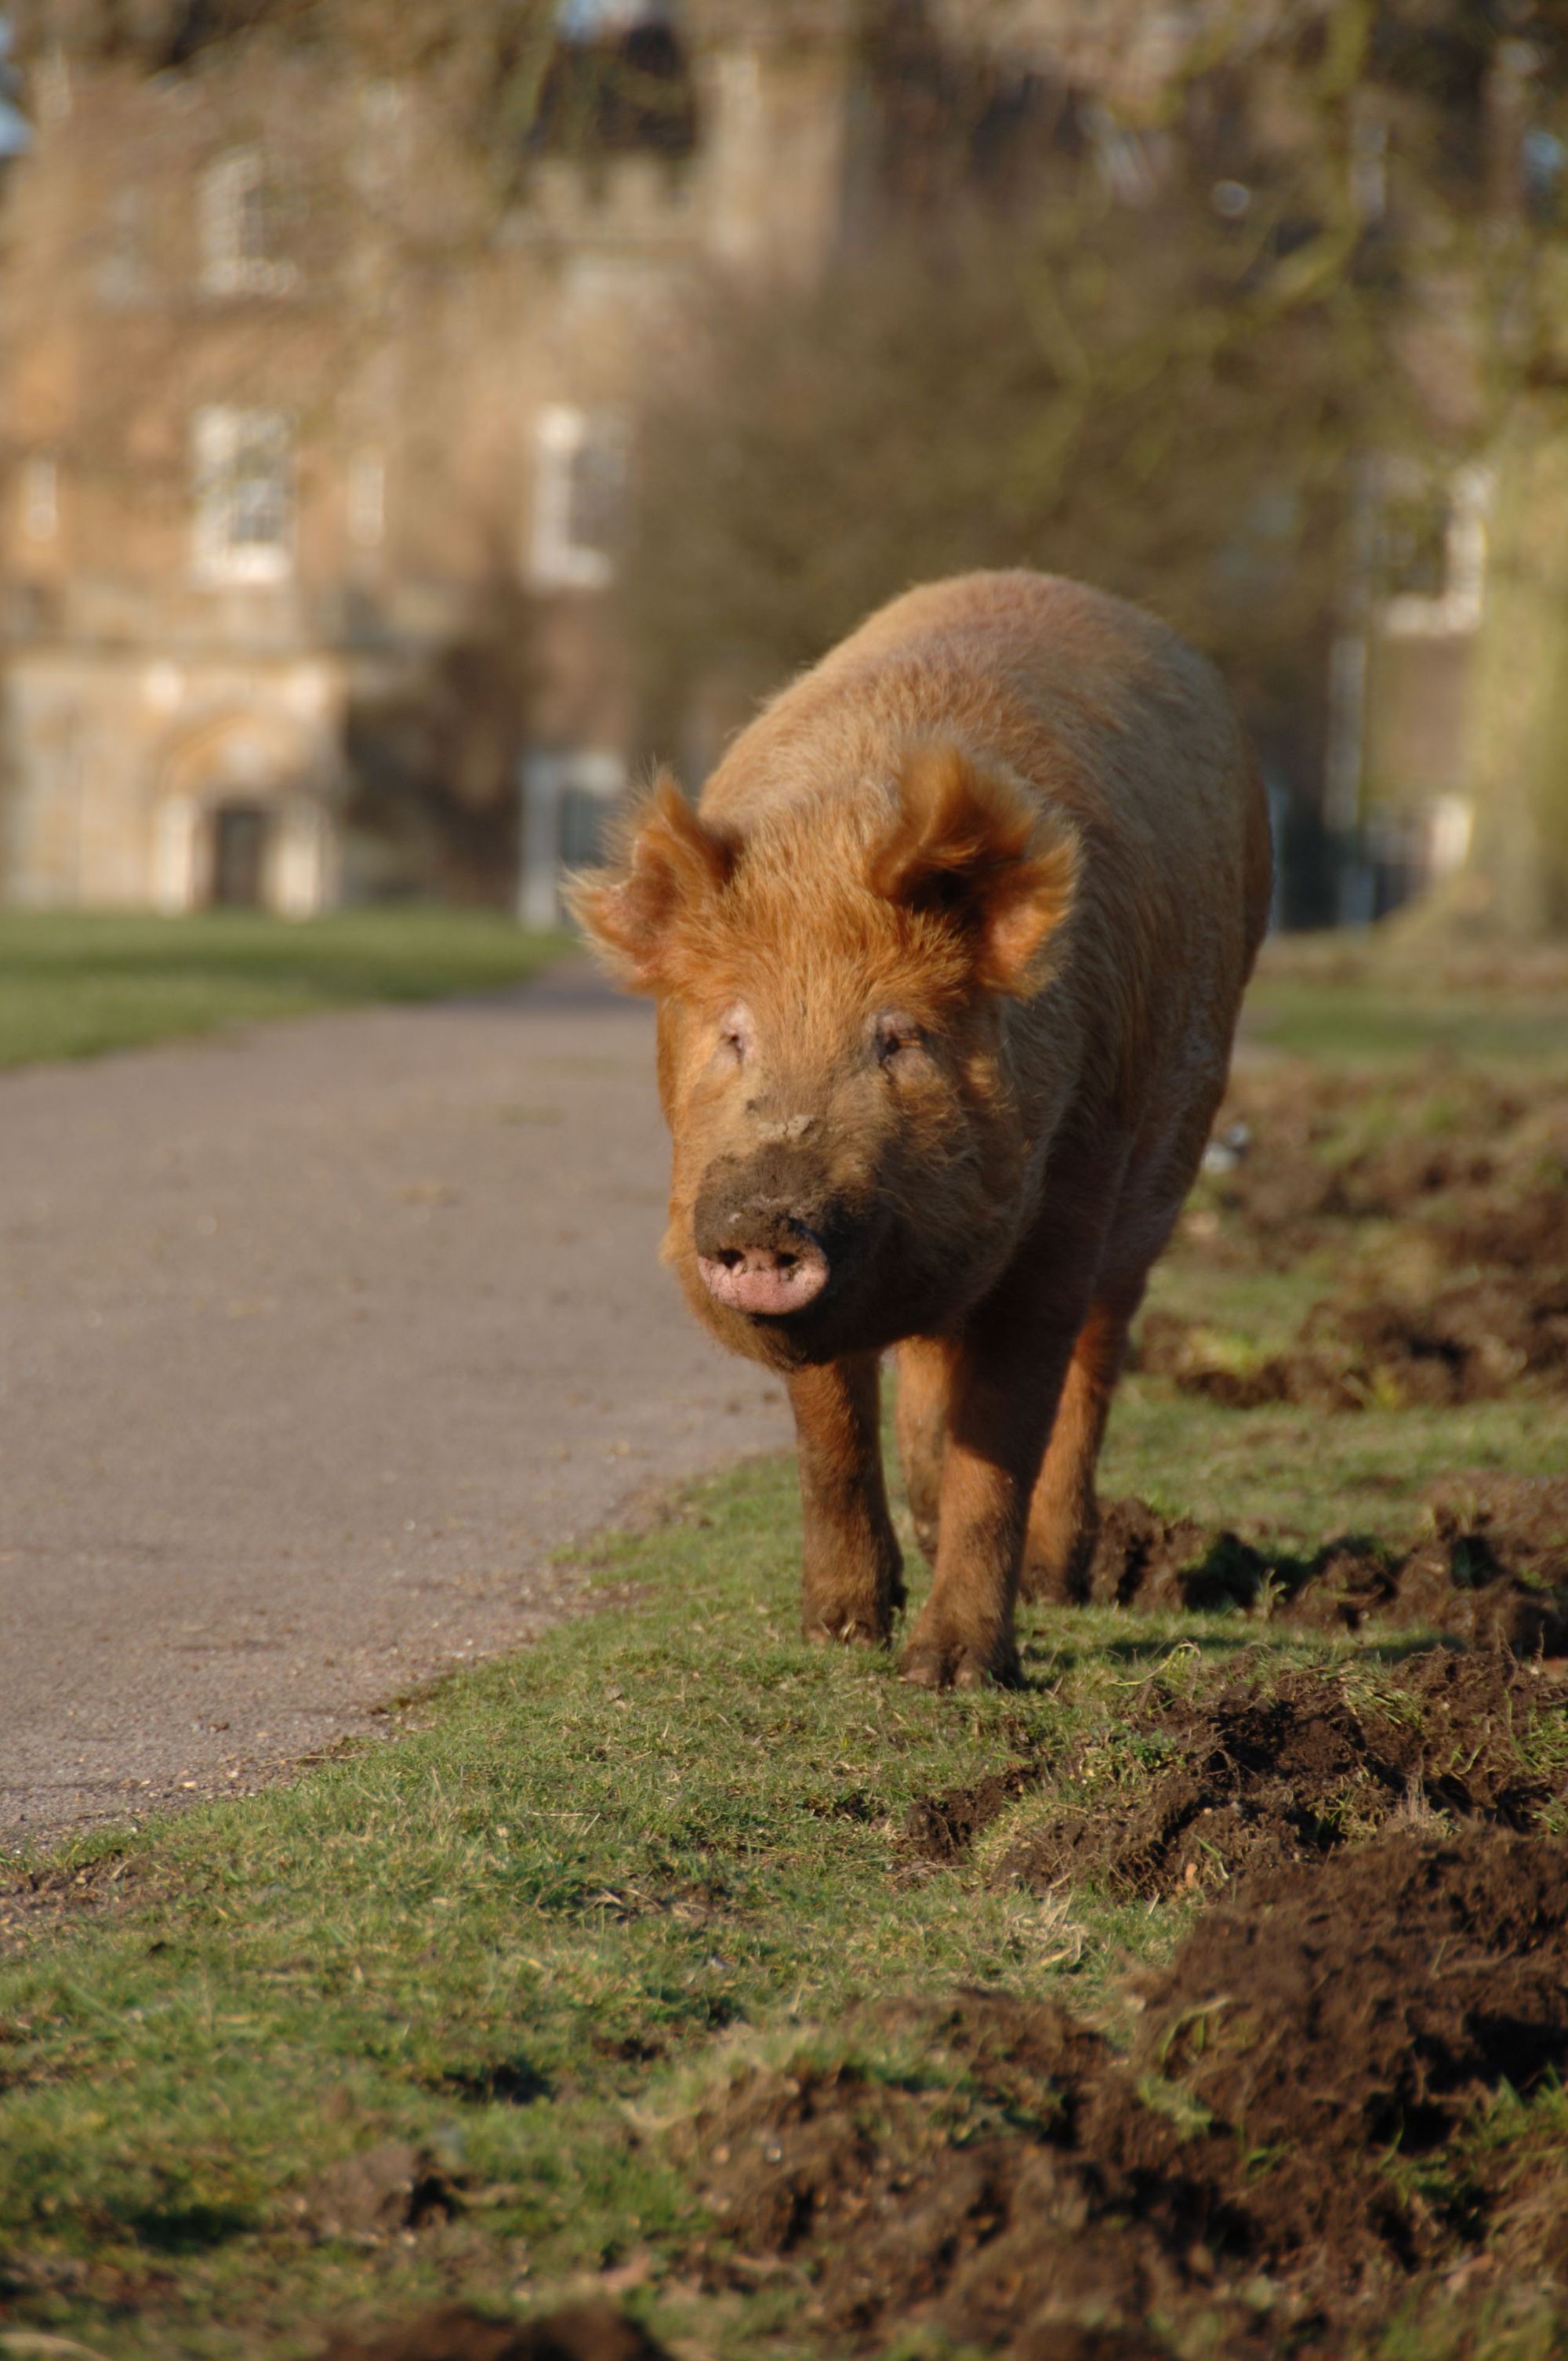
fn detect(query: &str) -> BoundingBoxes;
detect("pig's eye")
[874,1013,928,1072]
[716,1003,754,1067]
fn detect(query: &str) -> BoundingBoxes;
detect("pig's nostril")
[696,1226,831,1317]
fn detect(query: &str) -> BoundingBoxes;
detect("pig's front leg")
[789,1353,905,1646]
[898,1304,1083,1691]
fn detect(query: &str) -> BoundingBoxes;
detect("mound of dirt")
[681,1836,1568,2356]
[1077,1494,1263,1610]
[681,1992,1243,2353]
[1187,1064,1565,1270]
[1132,1309,1357,1409]
[1327,1256,1568,1406]
[318,2301,668,2361]
[903,1763,1041,1865]
[1442,1184,1568,1273]
[292,2143,465,2244]
[1079,1479,1568,1651]
[1149,1068,1568,1408]
[994,1648,1565,1900]
[1141,1832,1568,2167]
[1138,1251,1568,1411]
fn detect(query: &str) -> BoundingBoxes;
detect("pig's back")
[704,570,1270,1130]
[708,572,1254,903]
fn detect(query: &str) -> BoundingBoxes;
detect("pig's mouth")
[698,1228,831,1320]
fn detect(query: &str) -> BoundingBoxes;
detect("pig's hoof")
[804,1609,894,1649]
[898,1634,1021,1691]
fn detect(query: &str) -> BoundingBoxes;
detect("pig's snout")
[699,1231,829,1317]
[694,1168,833,1319]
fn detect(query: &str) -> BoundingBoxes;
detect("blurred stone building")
[0,0,1558,924]
[0,0,863,914]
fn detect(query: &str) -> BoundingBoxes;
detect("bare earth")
[0,959,791,1850]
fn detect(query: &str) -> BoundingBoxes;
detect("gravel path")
[0,960,791,1849]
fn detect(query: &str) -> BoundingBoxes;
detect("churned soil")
[1188,1064,1566,1269]
[1138,1250,1568,1410]
[902,1764,1044,1866]
[902,1597,1568,1897]
[680,1834,1568,2357]
[1143,1064,1568,1408]
[992,1645,1567,1899]
[1067,1474,1568,1651]
[318,2302,667,2361]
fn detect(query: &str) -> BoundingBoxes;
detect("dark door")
[209,804,270,908]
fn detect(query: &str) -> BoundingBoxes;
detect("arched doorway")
[209,801,272,906]
[153,710,340,916]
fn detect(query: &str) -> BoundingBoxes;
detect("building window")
[193,407,293,585]
[21,455,57,541]
[199,149,296,297]
[517,746,626,926]
[538,2,698,160]
[1375,461,1494,640]
[529,403,626,590]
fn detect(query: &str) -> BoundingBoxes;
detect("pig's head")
[569,743,1079,1369]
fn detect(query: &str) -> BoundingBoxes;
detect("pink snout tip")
[699,1240,829,1317]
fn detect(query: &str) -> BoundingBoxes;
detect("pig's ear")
[566,772,738,993]
[868,743,1078,996]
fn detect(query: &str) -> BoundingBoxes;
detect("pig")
[572,570,1272,1688]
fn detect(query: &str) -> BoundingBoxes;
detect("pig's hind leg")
[1021,1140,1207,1604]
[894,1337,948,1565]
[1018,1281,1145,1604]
[789,1353,906,1647]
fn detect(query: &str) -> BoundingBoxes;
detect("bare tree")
[625,0,1568,932]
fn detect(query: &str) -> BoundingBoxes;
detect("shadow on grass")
[122,2196,258,2254]
[424,2056,553,2105]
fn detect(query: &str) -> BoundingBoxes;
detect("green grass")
[1105,1374,1568,1542]
[1130,1239,1568,1539]
[1242,963,1568,1069]
[0,910,567,1070]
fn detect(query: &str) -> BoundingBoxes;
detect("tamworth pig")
[574,570,1272,1688]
